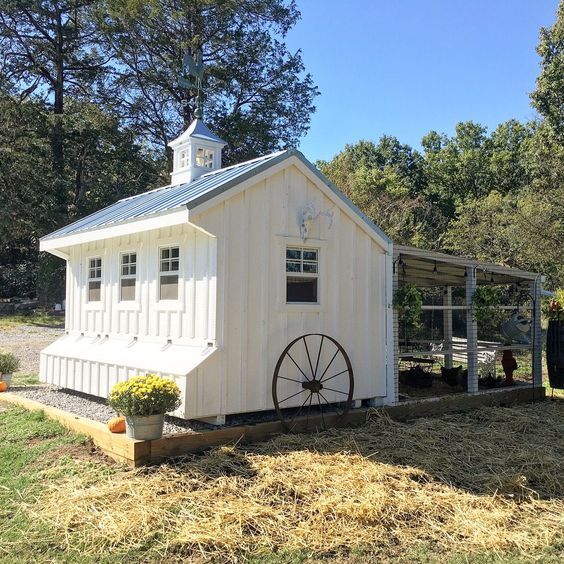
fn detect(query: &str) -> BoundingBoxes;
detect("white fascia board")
[40,207,190,252]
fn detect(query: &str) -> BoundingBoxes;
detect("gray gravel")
[0,323,64,374]
[3,320,283,434]
[10,385,215,435]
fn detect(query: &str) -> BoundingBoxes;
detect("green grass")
[0,312,64,329]
[0,406,109,563]
[10,372,41,387]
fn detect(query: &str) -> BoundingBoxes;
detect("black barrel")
[547,320,564,389]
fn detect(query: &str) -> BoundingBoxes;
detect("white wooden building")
[40,119,395,422]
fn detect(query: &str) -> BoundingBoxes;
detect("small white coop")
[40,118,395,424]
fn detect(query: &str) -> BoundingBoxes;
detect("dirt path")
[0,324,64,375]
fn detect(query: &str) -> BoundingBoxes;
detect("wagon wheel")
[272,334,354,431]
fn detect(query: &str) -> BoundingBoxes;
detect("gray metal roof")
[41,149,392,246]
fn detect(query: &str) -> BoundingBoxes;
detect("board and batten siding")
[66,224,216,345]
[190,163,390,417]
[41,161,392,420]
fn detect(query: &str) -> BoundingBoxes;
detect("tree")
[531,1,564,138]
[0,94,162,300]
[96,0,319,166]
[0,0,106,172]
[443,187,564,289]
[318,140,446,249]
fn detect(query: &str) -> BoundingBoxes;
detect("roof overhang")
[394,245,541,287]
[40,207,190,254]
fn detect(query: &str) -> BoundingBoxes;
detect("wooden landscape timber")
[0,385,546,467]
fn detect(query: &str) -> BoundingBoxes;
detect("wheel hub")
[302,379,323,393]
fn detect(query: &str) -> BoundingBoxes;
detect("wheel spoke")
[279,389,306,404]
[286,352,311,381]
[320,368,349,384]
[277,375,305,384]
[290,392,313,427]
[313,335,325,378]
[319,391,345,417]
[317,393,326,429]
[318,349,340,381]
[306,392,314,426]
[321,386,349,395]
[303,337,315,380]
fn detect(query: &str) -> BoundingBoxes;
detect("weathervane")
[179,48,204,119]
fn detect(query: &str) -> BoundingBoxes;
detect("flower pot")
[0,374,12,388]
[125,413,165,440]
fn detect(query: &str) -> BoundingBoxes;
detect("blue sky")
[286,0,560,162]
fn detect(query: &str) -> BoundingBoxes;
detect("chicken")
[501,350,518,386]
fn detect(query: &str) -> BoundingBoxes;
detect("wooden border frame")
[0,386,545,467]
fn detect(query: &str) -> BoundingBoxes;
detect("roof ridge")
[117,150,288,204]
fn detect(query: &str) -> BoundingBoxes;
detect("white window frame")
[195,147,214,169]
[179,149,189,169]
[119,251,137,302]
[276,236,326,312]
[158,245,180,303]
[286,246,319,305]
[85,255,104,308]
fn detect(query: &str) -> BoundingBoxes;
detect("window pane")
[88,281,101,302]
[286,248,301,260]
[286,261,301,273]
[122,266,129,276]
[287,277,317,303]
[120,278,136,301]
[89,269,95,279]
[171,247,179,258]
[89,259,96,269]
[96,258,101,268]
[303,262,318,273]
[130,265,136,275]
[160,274,179,300]
[303,250,317,261]
[130,253,136,263]
[161,261,170,272]
[96,268,102,278]
[171,260,179,271]
[161,249,169,259]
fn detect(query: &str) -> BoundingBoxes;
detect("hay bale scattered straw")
[30,401,564,561]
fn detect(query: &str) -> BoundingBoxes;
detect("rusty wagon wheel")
[272,333,354,431]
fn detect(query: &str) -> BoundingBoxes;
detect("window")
[179,149,189,168]
[120,253,137,301]
[159,246,179,300]
[195,147,214,168]
[286,247,318,303]
[88,257,102,302]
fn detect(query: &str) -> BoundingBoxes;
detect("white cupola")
[168,118,227,185]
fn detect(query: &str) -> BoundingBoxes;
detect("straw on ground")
[28,401,564,562]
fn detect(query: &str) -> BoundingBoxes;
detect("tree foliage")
[531,1,564,138]
[96,0,319,165]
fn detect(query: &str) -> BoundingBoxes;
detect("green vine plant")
[393,284,423,328]
[471,286,501,324]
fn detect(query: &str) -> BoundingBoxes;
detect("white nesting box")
[40,119,394,421]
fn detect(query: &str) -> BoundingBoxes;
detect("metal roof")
[41,149,392,247]
[394,245,539,286]
[41,151,287,241]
